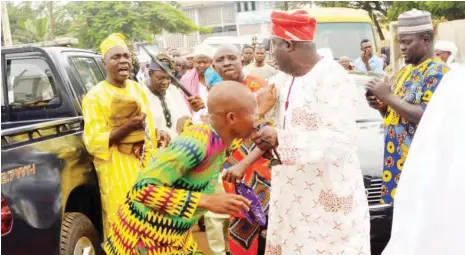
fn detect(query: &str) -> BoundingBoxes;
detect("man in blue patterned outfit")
[365,9,449,205]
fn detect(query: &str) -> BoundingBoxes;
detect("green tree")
[5,2,45,44]
[23,17,50,42]
[66,1,206,50]
[387,1,465,21]
[52,3,74,38]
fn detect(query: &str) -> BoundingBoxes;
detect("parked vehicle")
[1,41,106,255]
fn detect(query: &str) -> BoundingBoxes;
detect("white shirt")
[143,84,191,138]
[265,57,370,254]
[192,82,209,124]
[244,63,277,80]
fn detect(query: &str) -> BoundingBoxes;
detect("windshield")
[314,22,376,61]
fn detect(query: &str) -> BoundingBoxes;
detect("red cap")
[271,10,317,41]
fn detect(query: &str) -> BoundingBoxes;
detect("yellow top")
[306,7,373,23]
[82,79,157,238]
[100,33,127,57]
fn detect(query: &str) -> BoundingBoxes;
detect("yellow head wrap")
[100,33,128,57]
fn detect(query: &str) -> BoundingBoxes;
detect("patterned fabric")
[100,33,127,57]
[271,10,316,41]
[265,57,370,254]
[383,65,465,255]
[104,124,226,255]
[397,9,433,35]
[381,57,449,205]
[242,75,267,93]
[223,75,273,255]
[82,80,157,238]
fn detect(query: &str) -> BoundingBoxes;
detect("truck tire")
[60,212,101,255]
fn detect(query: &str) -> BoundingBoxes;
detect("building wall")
[238,24,261,35]
[159,1,275,51]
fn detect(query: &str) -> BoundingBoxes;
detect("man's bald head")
[208,81,256,141]
[212,45,243,82]
[208,80,255,113]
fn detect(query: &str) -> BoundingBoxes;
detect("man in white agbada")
[252,10,370,255]
[141,55,192,141]
[435,40,460,68]
[382,65,465,255]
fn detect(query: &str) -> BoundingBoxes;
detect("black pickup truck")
[1,45,106,255]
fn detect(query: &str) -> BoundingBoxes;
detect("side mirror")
[262,38,271,51]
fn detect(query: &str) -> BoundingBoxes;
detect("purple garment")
[235,182,266,227]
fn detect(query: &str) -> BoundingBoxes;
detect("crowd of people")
[337,36,459,76]
[80,7,463,255]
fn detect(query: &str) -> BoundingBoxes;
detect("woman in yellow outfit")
[82,33,157,238]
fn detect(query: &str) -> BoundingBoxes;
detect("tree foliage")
[276,1,465,40]
[3,1,206,49]
[387,1,465,21]
[277,1,465,21]
[24,17,50,42]
[66,1,207,50]
[4,2,47,44]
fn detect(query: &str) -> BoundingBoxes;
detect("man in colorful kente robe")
[251,10,370,254]
[82,33,158,238]
[365,9,449,205]
[212,44,277,255]
[104,81,257,255]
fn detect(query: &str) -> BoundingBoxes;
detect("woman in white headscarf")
[382,65,465,255]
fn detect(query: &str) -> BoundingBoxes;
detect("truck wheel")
[60,212,101,255]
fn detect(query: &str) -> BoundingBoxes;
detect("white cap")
[435,40,458,63]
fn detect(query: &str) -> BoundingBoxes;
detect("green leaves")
[387,1,465,21]
[4,1,204,49]
[24,17,50,42]
[67,1,202,50]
